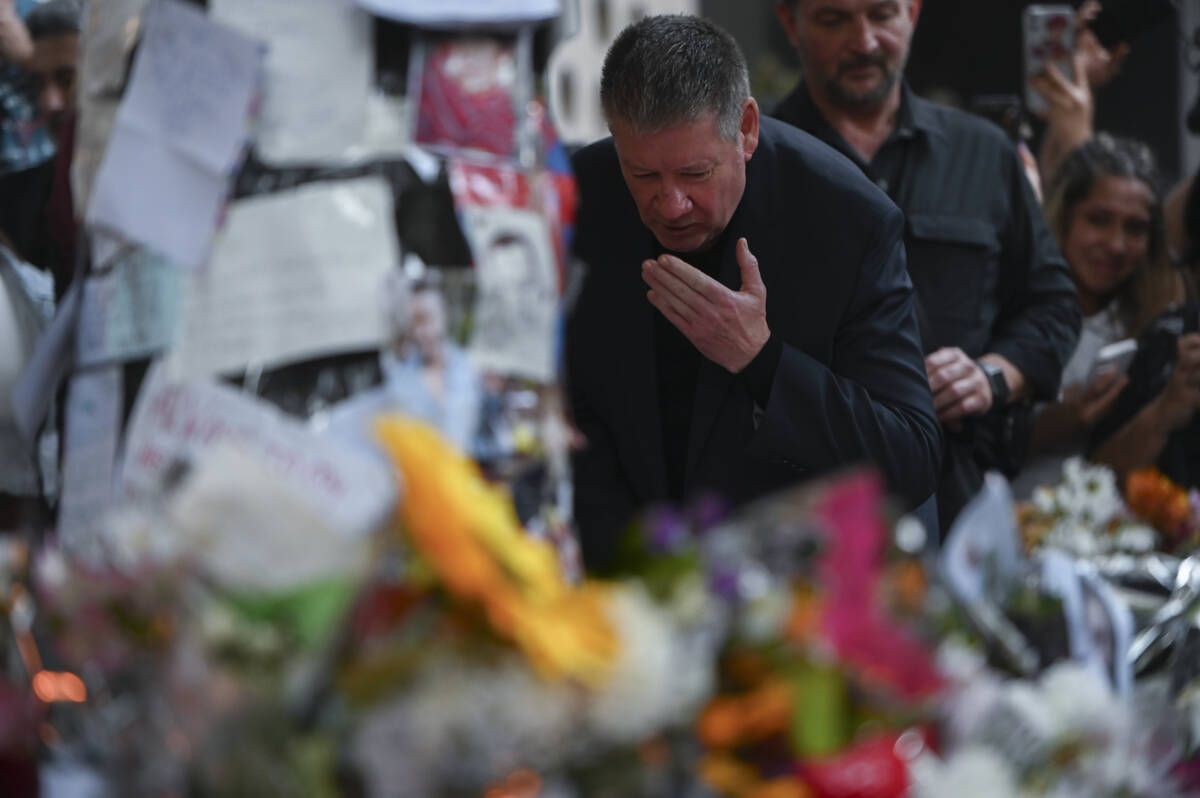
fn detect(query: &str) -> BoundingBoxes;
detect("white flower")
[583,584,713,744]
[910,746,1021,798]
[1057,458,1122,527]
[1038,662,1121,740]
[1033,485,1058,515]
[1113,524,1158,553]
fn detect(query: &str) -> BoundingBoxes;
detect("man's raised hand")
[643,237,770,373]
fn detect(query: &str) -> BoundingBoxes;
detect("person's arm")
[747,206,942,510]
[984,142,1082,404]
[0,0,32,65]
[1091,333,1200,480]
[1029,370,1128,452]
[1032,49,1094,184]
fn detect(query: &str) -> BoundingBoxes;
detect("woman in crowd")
[1015,134,1188,493]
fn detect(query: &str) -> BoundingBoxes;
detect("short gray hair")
[600,14,750,141]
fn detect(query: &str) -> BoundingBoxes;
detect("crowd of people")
[567,1,1200,568]
[0,0,1196,575]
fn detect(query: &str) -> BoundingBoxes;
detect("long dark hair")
[1043,134,1178,337]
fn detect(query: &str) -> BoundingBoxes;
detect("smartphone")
[1088,0,1175,51]
[1022,4,1075,117]
[1086,338,1138,383]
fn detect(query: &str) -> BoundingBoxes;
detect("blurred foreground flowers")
[8,430,1200,797]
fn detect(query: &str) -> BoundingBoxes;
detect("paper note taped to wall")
[169,176,397,379]
[57,365,123,557]
[76,248,183,367]
[463,205,559,382]
[86,0,263,268]
[212,0,372,165]
[121,363,396,538]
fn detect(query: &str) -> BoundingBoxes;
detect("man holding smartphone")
[771,0,1082,533]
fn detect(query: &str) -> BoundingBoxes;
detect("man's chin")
[653,227,709,254]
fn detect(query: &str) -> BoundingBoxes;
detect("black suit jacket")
[567,117,941,568]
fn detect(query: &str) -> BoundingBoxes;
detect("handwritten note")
[76,249,183,367]
[463,205,560,382]
[86,0,264,268]
[211,0,372,165]
[57,366,123,557]
[121,364,396,538]
[169,176,398,379]
[355,0,559,27]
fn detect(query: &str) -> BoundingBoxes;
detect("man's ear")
[774,0,801,48]
[740,98,759,161]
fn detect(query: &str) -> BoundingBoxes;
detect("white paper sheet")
[76,249,183,367]
[356,0,559,27]
[169,176,398,379]
[57,366,123,555]
[121,364,396,538]
[462,206,559,382]
[11,279,82,446]
[211,0,372,165]
[940,472,1025,604]
[85,0,264,268]
[119,0,263,171]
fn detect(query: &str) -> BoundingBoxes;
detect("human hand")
[643,237,769,373]
[1077,0,1131,89]
[1156,333,1200,431]
[1030,49,1093,129]
[926,347,994,424]
[1065,368,1129,428]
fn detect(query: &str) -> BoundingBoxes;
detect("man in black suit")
[567,14,940,570]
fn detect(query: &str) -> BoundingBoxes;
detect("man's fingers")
[736,238,765,298]
[655,253,723,299]
[646,287,694,327]
[643,260,702,316]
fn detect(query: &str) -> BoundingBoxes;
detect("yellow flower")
[374,416,618,684]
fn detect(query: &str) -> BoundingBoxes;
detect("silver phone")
[1022,5,1076,116]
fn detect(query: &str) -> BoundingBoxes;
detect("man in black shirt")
[567,14,941,570]
[772,0,1081,532]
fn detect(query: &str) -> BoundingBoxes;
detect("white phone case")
[1022,5,1076,116]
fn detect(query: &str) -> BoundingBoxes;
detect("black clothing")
[773,83,1081,531]
[654,236,727,502]
[567,117,942,570]
[1089,304,1200,488]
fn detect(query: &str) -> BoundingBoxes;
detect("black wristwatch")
[976,359,1009,412]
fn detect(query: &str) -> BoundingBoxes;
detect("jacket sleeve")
[987,144,1082,400]
[746,206,942,509]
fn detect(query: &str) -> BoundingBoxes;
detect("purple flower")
[688,494,729,531]
[646,507,689,553]
[708,564,741,601]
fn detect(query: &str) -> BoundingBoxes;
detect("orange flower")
[697,678,794,748]
[1127,468,1193,540]
[746,778,814,798]
[374,416,618,684]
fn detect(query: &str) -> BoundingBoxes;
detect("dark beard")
[823,64,899,112]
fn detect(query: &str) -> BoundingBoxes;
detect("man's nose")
[657,183,691,219]
[849,16,880,52]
